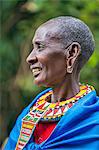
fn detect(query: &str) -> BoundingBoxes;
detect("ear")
[66,42,81,73]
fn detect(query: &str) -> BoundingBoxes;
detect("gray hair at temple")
[43,16,95,72]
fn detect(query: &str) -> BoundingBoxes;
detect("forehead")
[32,24,60,43]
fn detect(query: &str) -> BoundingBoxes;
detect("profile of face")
[26,24,67,87]
[26,23,80,87]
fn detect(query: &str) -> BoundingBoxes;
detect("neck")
[51,74,80,103]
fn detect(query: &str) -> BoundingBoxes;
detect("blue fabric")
[4,89,99,150]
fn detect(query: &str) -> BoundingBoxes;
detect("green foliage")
[1,0,99,146]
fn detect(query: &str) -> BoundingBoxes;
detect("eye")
[38,43,45,51]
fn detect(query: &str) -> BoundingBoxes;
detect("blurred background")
[0,0,99,147]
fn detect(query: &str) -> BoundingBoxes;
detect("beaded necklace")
[15,84,94,150]
[33,84,94,122]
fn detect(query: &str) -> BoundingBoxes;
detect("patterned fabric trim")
[15,103,50,150]
[15,84,94,150]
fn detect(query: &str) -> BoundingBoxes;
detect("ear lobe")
[66,42,81,73]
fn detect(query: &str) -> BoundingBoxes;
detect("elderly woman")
[4,16,99,150]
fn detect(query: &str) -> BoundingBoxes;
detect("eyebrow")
[32,40,45,46]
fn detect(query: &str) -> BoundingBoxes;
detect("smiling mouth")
[31,67,42,77]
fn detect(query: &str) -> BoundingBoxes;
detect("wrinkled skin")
[26,23,81,102]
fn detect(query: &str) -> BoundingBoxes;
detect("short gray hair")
[43,16,95,71]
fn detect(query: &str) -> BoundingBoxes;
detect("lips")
[30,66,42,77]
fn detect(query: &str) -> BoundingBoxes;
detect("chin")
[33,77,51,87]
[33,76,46,87]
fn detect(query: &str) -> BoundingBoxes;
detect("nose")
[26,51,38,65]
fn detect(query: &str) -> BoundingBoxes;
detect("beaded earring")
[67,66,73,73]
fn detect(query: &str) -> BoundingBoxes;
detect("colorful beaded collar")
[15,84,94,150]
[30,84,94,122]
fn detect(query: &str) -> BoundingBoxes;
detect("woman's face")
[26,25,67,87]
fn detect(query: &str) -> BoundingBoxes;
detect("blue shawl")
[4,89,99,150]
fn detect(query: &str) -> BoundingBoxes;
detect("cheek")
[35,52,67,85]
[47,57,67,79]
[52,63,66,77]
[33,66,48,86]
